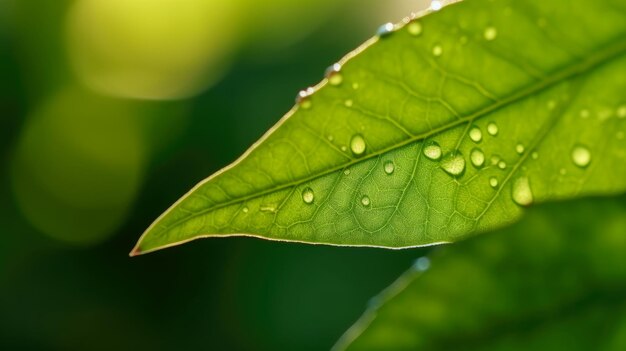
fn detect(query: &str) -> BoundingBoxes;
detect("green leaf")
[334,195,626,351]
[132,0,626,255]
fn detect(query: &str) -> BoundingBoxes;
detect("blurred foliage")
[337,195,626,350]
[0,0,436,349]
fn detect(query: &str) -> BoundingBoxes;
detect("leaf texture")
[132,0,626,255]
[334,195,626,350]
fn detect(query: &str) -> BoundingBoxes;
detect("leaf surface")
[132,0,626,255]
[334,195,626,350]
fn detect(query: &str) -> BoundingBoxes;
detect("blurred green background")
[0,0,437,349]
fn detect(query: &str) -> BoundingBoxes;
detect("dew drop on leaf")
[302,187,315,204]
[242,206,249,213]
[498,161,507,170]
[413,257,430,271]
[407,21,422,36]
[325,63,343,86]
[423,141,442,161]
[489,177,499,188]
[470,148,485,168]
[531,151,539,160]
[384,161,395,175]
[296,87,314,109]
[441,152,466,176]
[431,0,442,11]
[571,145,591,168]
[490,154,501,166]
[377,23,394,37]
[344,99,353,107]
[483,26,497,41]
[343,169,351,176]
[469,125,482,143]
[487,122,499,136]
[516,143,525,154]
[350,134,366,156]
[512,176,533,206]
[361,195,371,207]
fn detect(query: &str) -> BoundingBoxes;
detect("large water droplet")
[571,145,591,168]
[325,63,343,86]
[512,176,533,206]
[423,141,442,160]
[432,44,443,57]
[350,134,366,156]
[302,187,315,204]
[441,152,466,176]
[484,26,497,41]
[407,21,422,36]
[384,161,395,175]
[361,195,371,207]
[377,23,395,37]
[470,148,485,168]
[516,143,525,154]
[431,0,442,11]
[469,125,482,143]
[489,177,499,188]
[487,122,499,136]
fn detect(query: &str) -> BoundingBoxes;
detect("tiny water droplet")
[361,195,371,206]
[325,63,343,86]
[498,161,507,170]
[490,155,501,165]
[483,26,497,41]
[341,146,347,152]
[377,22,395,37]
[413,257,431,271]
[350,134,366,156]
[512,176,533,206]
[617,105,626,119]
[489,177,499,188]
[531,151,539,160]
[352,82,360,90]
[571,145,591,168]
[431,0,442,11]
[327,135,334,142]
[487,122,499,136]
[432,44,443,57]
[470,148,485,168]
[407,21,422,36]
[423,141,442,160]
[579,109,590,119]
[516,143,525,154]
[384,161,395,175]
[344,169,351,175]
[296,87,314,109]
[469,125,482,143]
[302,187,315,204]
[344,99,353,107]
[441,151,466,176]
[242,206,249,213]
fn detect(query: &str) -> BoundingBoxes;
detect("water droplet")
[441,152,466,176]
[531,151,539,160]
[325,63,343,86]
[384,161,395,175]
[487,122,498,136]
[617,105,626,119]
[431,0,442,11]
[579,109,590,119]
[470,148,485,168]
[423,141,442,160]
[407,21,422,36]
[361,195,371,206]
[498,161,507,170]
[344,99,353,107]
[350,134,366,156]
[483,26,497,41]
[296,87,314,109]
[432,44,443,57]
[489,177,499,188]
[327,135,334,142]
[242,206,249,213]
[344,169,351,175]
[516,143,525,154]
[377,22,395,37]
[490,155,500,165]
[352,82,359,90]
[341,146,347,152]
[571,145,591,168]
[512,176,533,206]
[469,125,482,143]
[413,257,431,271]
[302,187,315,204]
